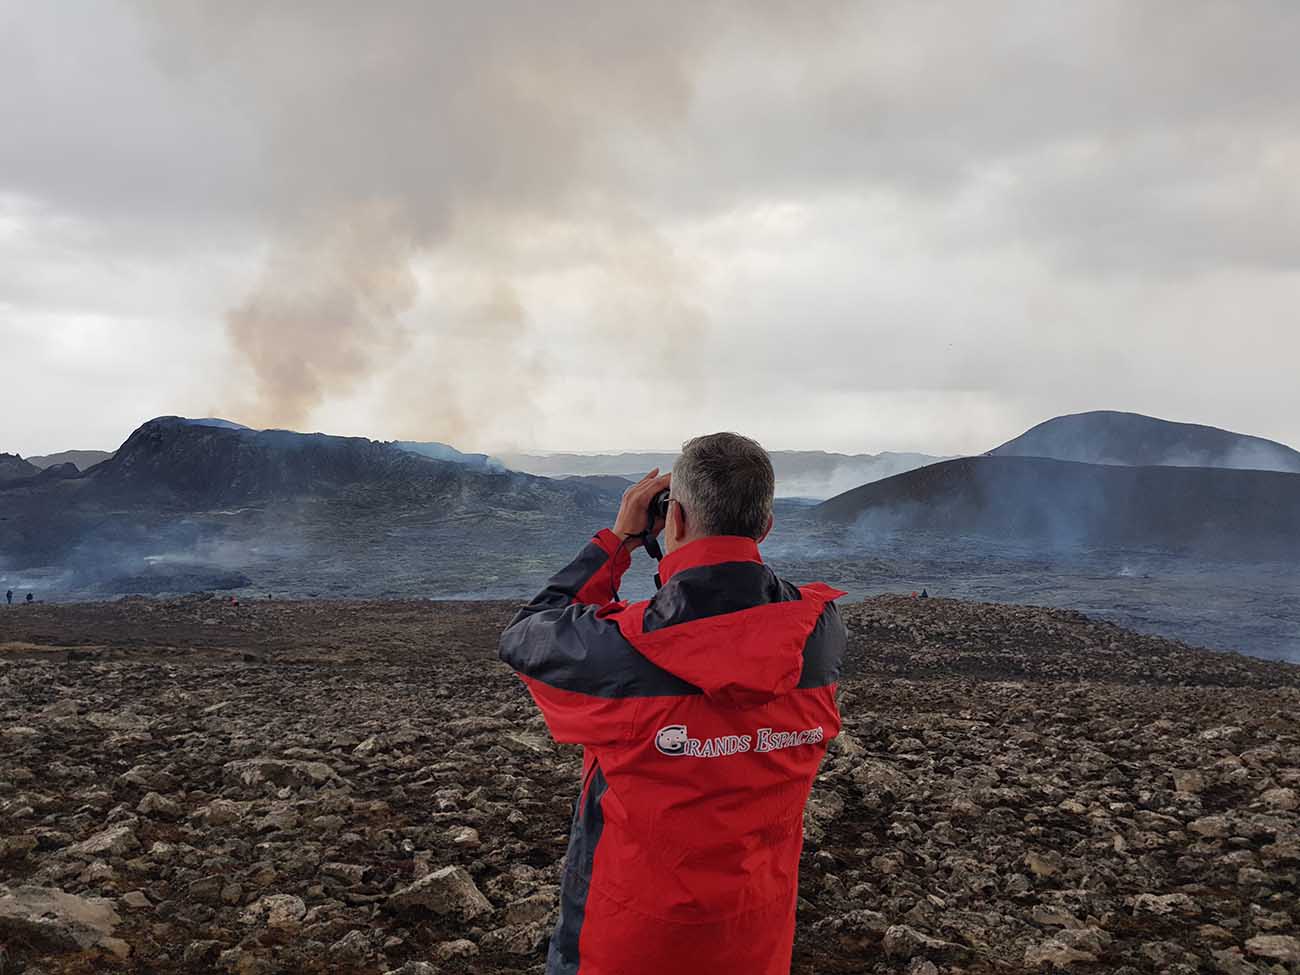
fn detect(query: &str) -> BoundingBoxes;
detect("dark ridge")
[988,410,1300,472]
[815,455,1300,560]
[0,452,40,483]
[80,416,600,508]
[0,416,620,572]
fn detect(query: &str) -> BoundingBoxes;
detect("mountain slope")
[988,411,1300,472]
[0,453,39,482]
[0,417,620,588]
[815,455,1300,559]
[80,417,598,509]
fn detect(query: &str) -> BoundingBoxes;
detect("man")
[500,433,846,975]
[5,589,11,605]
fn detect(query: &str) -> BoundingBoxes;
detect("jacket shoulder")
[502,601,701,700]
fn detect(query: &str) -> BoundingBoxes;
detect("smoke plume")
[227,203,418,428]
[131,2,826,440]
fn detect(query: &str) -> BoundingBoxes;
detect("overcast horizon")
[4,2,1299,460]
[12,404,1300,462]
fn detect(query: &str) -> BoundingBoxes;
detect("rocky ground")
[1,595,1298,974]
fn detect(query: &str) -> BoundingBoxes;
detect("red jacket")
[499,529,846,974]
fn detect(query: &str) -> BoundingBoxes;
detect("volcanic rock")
[0,834,39,859]
[434,938,479,960]
[1244,934,1300,962]
[1024,938,1098,968]
[136,791,182,819]
[66,825,140,858]
[222,758,339,791]
[1261,787,1298,812]
[0,885,129,959]
[240,894,307,930]
[883,924,965,960]
[387,866,492,921]
[328,929,373,964]
[1,596,1296,974]
[1133,893,1200,918]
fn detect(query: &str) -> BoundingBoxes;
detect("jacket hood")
[616,581,844,709]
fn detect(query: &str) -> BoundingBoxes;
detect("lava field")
[1,595,1298,974]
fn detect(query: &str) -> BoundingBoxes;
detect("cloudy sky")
[3,1,1298,458]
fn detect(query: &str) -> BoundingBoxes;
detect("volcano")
[0,417,619,592]
[988,411,1300,472]
[815,455,1300,560]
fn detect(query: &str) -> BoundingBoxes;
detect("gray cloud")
[1,0,1297,456]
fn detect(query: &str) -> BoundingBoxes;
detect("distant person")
[25,592,33,604]
[500,433,846,975]
[5,589,11,605]
[921,588,929,599]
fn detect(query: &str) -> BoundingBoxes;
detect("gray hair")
[672,432,775,540]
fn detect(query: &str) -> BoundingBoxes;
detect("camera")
[649,489,671,520]
[643,490,671,561]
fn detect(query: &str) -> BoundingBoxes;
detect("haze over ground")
[3,2,1299,458]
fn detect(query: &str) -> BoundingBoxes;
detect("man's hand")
[612,468,672,549]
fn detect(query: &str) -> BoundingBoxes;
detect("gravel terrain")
[1,595,1298,974]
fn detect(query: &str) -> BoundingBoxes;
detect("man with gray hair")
[500,432,846,974]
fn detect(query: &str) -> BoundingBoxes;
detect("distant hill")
[26,449,115,471]
[0,453,39,482]
[815,455,1300,559]
[31,462,81,484]
[74,417,605,508]
[988,411,1300,473]
[392,440,500,470]
[497,449,949,499]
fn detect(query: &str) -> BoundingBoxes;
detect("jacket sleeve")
[514,528,631,614]
[499,530,640,746]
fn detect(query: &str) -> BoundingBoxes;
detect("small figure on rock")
[920,589,929,599]
[25,592,33,604]
[500,434,845,975]
[5,589,11,605]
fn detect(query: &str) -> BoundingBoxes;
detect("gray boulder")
[387,866,492,921]
[0,885,130,959]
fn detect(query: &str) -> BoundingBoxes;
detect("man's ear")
[668,499,686,542]
[757,512,774,544]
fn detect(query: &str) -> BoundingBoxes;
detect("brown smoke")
[226,202,417,429]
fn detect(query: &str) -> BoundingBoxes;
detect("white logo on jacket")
[653,724,824,758]
[654,724,689,755]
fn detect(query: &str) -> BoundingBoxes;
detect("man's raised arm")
[497,469,671,745]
